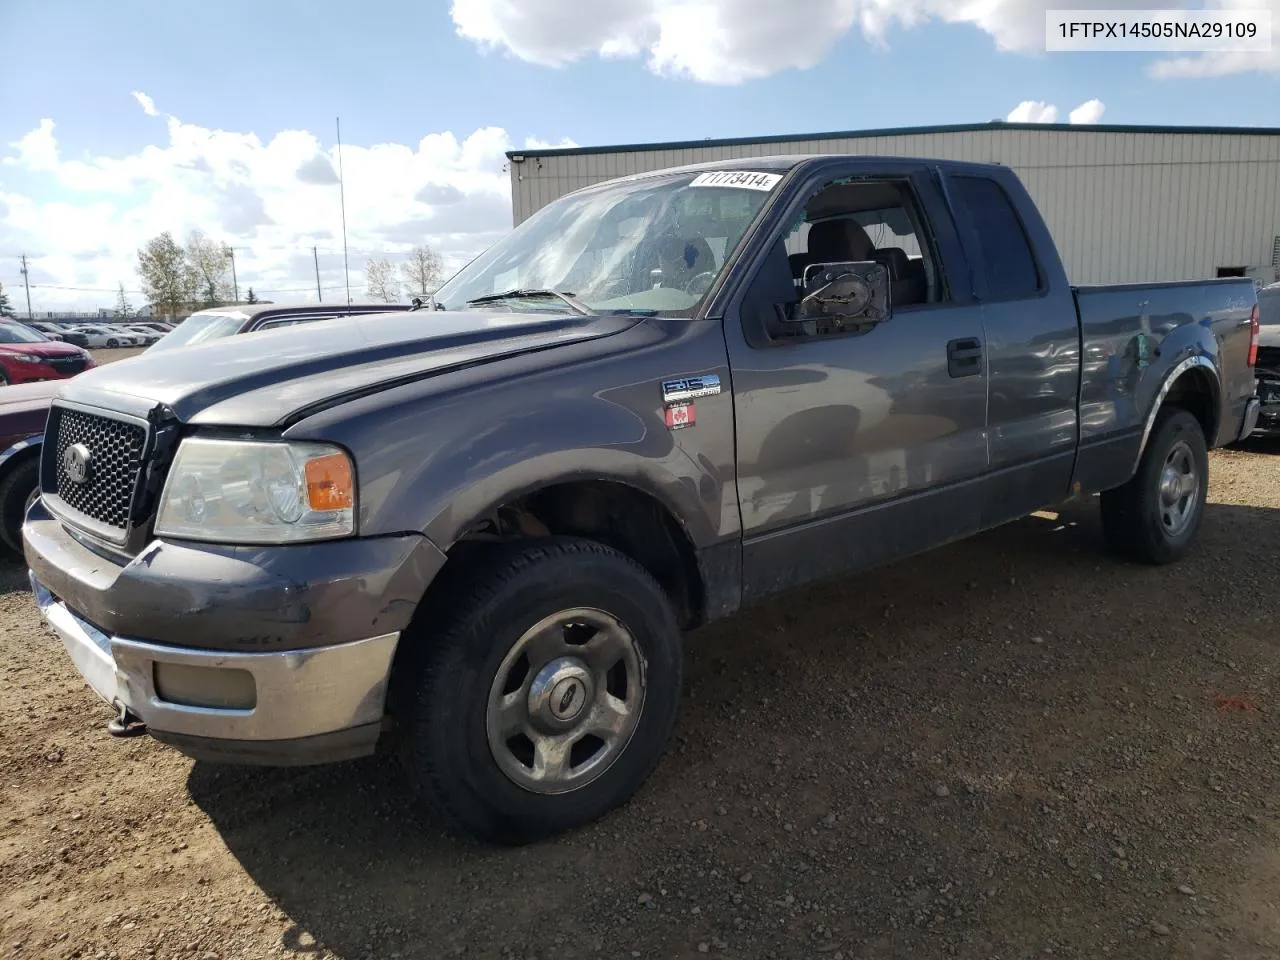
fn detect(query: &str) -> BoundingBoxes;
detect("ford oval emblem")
[62,443,92,485]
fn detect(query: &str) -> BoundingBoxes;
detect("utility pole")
[313,246,322,302]
[19,254,33,319]
[225,245,240,304]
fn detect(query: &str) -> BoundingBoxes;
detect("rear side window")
[950,176,1041,300]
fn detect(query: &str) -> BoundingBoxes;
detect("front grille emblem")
[62,443,92,485]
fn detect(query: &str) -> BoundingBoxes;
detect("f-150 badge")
[662,374,721,404]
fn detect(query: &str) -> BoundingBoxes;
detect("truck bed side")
[1071,277,1257,494]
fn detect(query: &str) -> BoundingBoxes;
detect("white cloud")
[1007,100,1059,123]
[1149,0,1280,77]
[0,107,560,312]
[1068,98,1106,124]
[451,0,1279,83]
[1005,98,1107,124]
[131,91,159,117]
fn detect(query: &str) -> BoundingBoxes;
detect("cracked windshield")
[432,172,776,316]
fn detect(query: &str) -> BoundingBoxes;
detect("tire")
[1100,407,1209,565]
[0,455,39,561]
[106,339,119,348]
[0,373,8,386]
[396,537,684,845]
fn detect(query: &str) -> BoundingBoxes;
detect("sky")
[0,0,1277,314]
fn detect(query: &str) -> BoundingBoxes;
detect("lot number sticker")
[689,171,782,191]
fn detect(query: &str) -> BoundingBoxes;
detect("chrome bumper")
[31,572,399,745]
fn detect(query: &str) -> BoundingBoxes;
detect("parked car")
[71,325,139,348]
[46,325,90,348]
[145,302,413,353]
[1254,281,1279,435]
[0,321,96,386]
[22,155,1261,845]
[129,321,174,334]
[0,381,58,557]
[25,322,66,342]
[120,325,163,345]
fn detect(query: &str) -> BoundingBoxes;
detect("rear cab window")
[948,175,1043,301]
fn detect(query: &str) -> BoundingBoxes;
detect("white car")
[121,325,162,345]
[72,325,140,348]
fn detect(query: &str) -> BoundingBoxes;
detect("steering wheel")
[684,271,716,296]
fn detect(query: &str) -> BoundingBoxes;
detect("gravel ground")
[2,435,1280,960]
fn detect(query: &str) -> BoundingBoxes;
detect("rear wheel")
[397,537,684,845]
[0,456,39,560]
[106,338,119,348]
[1100,407,1208,564]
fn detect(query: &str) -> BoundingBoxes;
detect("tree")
[365,258,399,303]
[185,230,234,306]
[246,287,259,304]
[400,244,443,298]
[115,283,134,318]
[137,232,198,320]
[0,282,12,318]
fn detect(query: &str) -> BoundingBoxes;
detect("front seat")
[790,218,876,283]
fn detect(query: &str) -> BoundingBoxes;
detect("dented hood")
[53,309,639,427]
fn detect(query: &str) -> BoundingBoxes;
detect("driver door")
[722,160,991,602]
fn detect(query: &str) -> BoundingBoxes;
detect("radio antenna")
[336,117,352,309]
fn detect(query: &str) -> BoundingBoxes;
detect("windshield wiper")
[464,288,594,316]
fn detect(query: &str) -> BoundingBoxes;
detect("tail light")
[1248,303,1259,367]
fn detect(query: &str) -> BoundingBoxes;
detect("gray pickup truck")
[24,155,1261,844]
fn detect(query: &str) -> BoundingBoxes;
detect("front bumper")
[31,571,400,763]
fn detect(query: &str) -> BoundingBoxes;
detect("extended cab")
[23,156,1261,844]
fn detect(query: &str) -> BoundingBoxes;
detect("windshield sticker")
[689,171,782,192]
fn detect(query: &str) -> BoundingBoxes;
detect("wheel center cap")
[528,657,594,730]
[550,677,587,721]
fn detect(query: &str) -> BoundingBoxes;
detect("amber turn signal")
[304,452,354,512]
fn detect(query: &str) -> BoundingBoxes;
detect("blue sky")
[1,0,1277,311]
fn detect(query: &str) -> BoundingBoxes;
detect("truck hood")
[54,309,641,427]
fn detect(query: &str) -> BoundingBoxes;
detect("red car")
[0,321,96,386]
[0,381,58,557]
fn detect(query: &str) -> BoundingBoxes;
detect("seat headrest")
[808,219,874,263]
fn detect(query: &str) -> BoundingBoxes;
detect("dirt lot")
[3,434,1280,960]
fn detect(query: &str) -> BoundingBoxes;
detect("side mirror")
[797,261,891,327]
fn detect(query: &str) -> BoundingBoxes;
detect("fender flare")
[0,434,43,472]
[1134,355,1219,467]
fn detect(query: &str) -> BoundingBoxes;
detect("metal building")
[505,121,1280,287]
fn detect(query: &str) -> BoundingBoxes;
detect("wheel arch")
[1135,356,1221,469]
[426,476,708,632]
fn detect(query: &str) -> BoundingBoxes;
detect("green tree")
[115,282,134,318]
[246,287,259,304]
[137,232,197,320]
[0,281,12,317]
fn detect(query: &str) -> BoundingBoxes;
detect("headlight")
[155,438,356,544]
[7,353,41,364]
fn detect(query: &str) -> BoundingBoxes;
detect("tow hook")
[106,700,147,738]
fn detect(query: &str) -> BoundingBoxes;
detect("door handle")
[947,338,983,378]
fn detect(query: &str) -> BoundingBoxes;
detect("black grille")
[54,409,147,530]
[45,356,87,376]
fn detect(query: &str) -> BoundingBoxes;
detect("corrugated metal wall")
[508,129,1280,285]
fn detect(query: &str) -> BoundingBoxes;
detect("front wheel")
[0,457,39,560]
[1100,407,1209,564]
[397,537,684,845]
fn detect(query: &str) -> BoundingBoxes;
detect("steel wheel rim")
[1157,439,1199,537]
[486,607,646,795]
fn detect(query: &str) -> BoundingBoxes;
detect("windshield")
[147,313,245,352]
[433,169,782,316]
[0,323,49,344]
